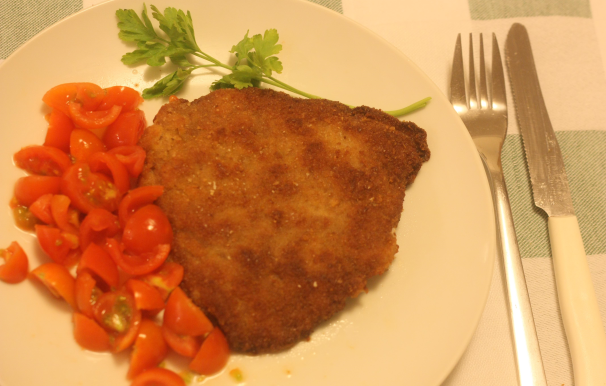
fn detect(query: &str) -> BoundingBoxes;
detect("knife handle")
[549,215,606,386]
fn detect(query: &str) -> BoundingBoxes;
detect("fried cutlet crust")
[138,88,429,354]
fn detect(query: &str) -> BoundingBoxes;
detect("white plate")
[0,0,495,385]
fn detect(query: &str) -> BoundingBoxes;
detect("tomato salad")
[1,82,230,385]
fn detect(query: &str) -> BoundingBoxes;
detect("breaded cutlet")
[137,88,430,354]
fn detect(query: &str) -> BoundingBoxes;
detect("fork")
[450,33,548,386]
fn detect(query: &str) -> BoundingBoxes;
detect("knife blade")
[505,23,606,386]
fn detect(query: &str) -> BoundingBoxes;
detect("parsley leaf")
[150,5,199,52]
[142,67,194,99]
[230,31,254,66]
[116,4,430,115]
[250,29,283,76]
[116,6,158,43]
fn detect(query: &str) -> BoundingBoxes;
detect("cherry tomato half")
[140,262,184,301]
[30,262,77,309]
[189,328,230,376]
[108,146,146,178]
[162,324,201,358]
[125,279,165,314]
[123,205,173,256]
[44,109,74,153]
[61,163,121,214]
[103,110,146,149]
[93,289,141,353]
[88,152,130,195]
[14,176,61,207]
[97,86,143,112]
[75,270,102,318]
[68,102,122,130]
[78,243,119,290]
[42,82,105,116]
[0,241,29,284]
[35,225,73,264]
[131,368,186,386]
[105,238,170,277]
[79,208,120,252]
[11,204,40,231]
[163,287,213,337]
[118,186,164,227]
[70,129,107,163]
[72,312,111,352]
[29,194,54,225]
[13,145,71,176]
[127,319,168,380]
[50,194,79,234]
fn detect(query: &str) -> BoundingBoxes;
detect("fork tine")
[450,34,467,111]
[491,33,507,110]
[468,34,477,109]
[479,34,489,109]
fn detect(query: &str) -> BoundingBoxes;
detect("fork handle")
[549,215,606,386]
[487,163,548,386]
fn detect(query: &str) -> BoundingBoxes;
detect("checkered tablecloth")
[2,0,606,385]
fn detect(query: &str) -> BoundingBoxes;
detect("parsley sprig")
[116,4,430,116]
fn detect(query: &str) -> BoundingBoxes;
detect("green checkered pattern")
[0,0,82,59]
[503,132,606,258]
[470,0,605,258]
[469,0,591,19]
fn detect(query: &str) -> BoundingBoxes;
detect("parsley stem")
[384,97,432,117]
[193,52,232,71]
[263,76,322,99]
[261,76,430,117]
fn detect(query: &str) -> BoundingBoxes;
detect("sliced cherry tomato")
[72,312,111,352]
[141,262,184,301]
[30,262,77,308]
[75,270,102,318]
[97,86,143,112]
[70,129,107,163]
[105,238,170,276]
[127,319,169,379]
[103,110,146,149]
[164,287,213,337]
[93,289,141,353]
[44,109,74,153]
[11,204,39,231]
[162,324,201,358]
[131,368,186,386]
[119,186,164,227]
[50,195,79,234]
[108,146,146,178]
[35,225,72,264]
[125,279,165,314]
[68,102,122,130]
[78,243,119,290]
[189,328,230,376]
[14,176,61,207]
[79,208,120,252]
[88,152,130,195]
[29,194,55,224]
[63,248,82,269]
[0,241,29,284]
[13,145,71,176]
[42,82,105,115]
[123,205,173,256]
[61,163,121,214]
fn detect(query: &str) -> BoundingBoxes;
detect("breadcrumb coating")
[138,88,429,353]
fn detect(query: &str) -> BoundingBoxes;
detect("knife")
[505,23,606,386]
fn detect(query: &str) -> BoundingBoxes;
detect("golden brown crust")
[138,88,430,354]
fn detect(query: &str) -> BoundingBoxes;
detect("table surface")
[2,0,606,385]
